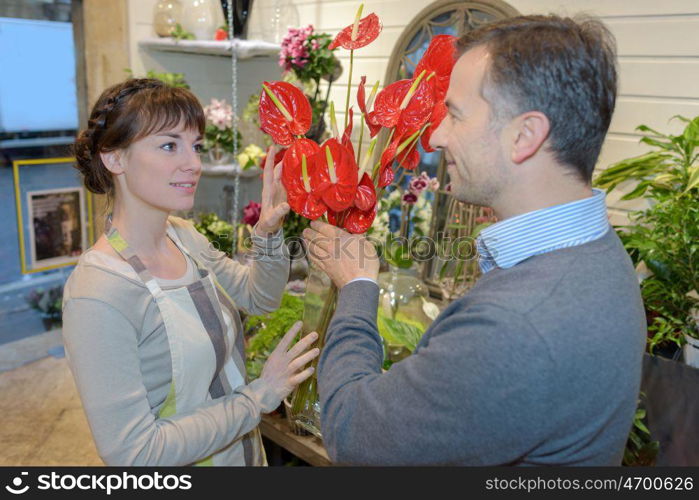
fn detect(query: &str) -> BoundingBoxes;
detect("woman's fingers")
[290,366,315,386]
[288,348,320,372]
[287,331,318,358]
[261,146,278,208]
[275,321,302,353]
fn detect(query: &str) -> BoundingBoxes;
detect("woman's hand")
[259,321,319,405]
[255,146,290,236]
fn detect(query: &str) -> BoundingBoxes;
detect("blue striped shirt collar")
[476,188,610,273]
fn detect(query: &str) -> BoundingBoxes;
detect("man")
[303,15,646,465]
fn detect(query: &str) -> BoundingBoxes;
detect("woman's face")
[115,123,203,213]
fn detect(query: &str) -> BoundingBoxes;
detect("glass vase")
[181,0,225,40]
[377,263,439,362]
[288,263,337,438]
[153,0,183,37]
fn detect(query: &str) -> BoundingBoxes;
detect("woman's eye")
[194,143,204,154]
[161,142,177,152]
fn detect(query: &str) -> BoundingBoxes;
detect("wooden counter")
[260,413,331,467]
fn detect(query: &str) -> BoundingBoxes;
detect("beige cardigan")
[62,216,288,465]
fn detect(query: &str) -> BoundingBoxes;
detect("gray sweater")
[62,216,288,465]
[318,229,646,465]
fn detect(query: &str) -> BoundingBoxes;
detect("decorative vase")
[255,0,299,43]
[220,0,254,39]
[288,263,337,438]
[207,144,231,165]
[377,263,439,362]
[182,0,225,40]
[153,0,183,37]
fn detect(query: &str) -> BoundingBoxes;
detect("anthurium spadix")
[259,81,312,146]
[312,138,359,212]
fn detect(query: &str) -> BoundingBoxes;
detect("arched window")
[383,0,518,294]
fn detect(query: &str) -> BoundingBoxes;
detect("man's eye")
[161,142,177,152]
[194,143,204,154]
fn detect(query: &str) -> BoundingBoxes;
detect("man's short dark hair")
[457,15,617,183]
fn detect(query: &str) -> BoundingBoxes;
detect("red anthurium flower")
[358,76,382,137]
[281,139,327,220]
[421,99,447,153]
[378,164,395,188]
[282,138,319,188]
[370,79,411,129]
[370,74,434,138]
[378,129,422,187]
[312,138,359,212]
[329,8,382,51]
[354,172,376,211]
[259,81,312,146]
[414,34,457,102]
[327,206,377,234]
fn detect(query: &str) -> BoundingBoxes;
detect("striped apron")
[105,220,266,466]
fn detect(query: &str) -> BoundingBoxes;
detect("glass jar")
[255,0,299,43]
[181,0,225,40]
[377,263,440,362]
[153,0,183,37]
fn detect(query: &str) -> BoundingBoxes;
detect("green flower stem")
[357,113,366,164]
[344,49,354,129]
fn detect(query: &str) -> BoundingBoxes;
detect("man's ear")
[510,111,550,164]
[100,150,124,174]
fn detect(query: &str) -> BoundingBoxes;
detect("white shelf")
[139,38,280,59]
[201,163,262,178]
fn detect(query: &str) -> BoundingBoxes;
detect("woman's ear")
[100,150,124,174]
[510,111,550,164]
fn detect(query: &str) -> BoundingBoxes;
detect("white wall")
[126,0,699,223]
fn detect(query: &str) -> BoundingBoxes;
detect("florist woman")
[62,78,318,466]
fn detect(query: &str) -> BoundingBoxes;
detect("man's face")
[429,46,510,207]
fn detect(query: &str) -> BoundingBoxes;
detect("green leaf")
[637,124,669,138]
[620,181,650,200]
[377,311,426,352]
[640,136,676,152]
[470,222,492,239]
[686,165,699,192]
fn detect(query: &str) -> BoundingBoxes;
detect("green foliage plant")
[594,116,699,353]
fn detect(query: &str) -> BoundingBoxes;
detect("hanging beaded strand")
[227,0,240,252]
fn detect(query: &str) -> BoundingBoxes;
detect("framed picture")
[13,157,93,274]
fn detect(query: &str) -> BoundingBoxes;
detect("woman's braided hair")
[73,78,205,197]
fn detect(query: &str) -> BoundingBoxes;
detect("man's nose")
[429,121,445,150]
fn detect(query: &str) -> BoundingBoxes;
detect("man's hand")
[303,220,379,289]
[255,146,290,236]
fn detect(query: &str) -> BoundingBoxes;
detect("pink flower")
[204,99,234,130]
[243,201,262,226]
[408,172,438,195]
[402,192,418,205]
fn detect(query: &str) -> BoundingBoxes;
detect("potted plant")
[594,115,699,361]
[202,98,242,165]
[25,286,63,330]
